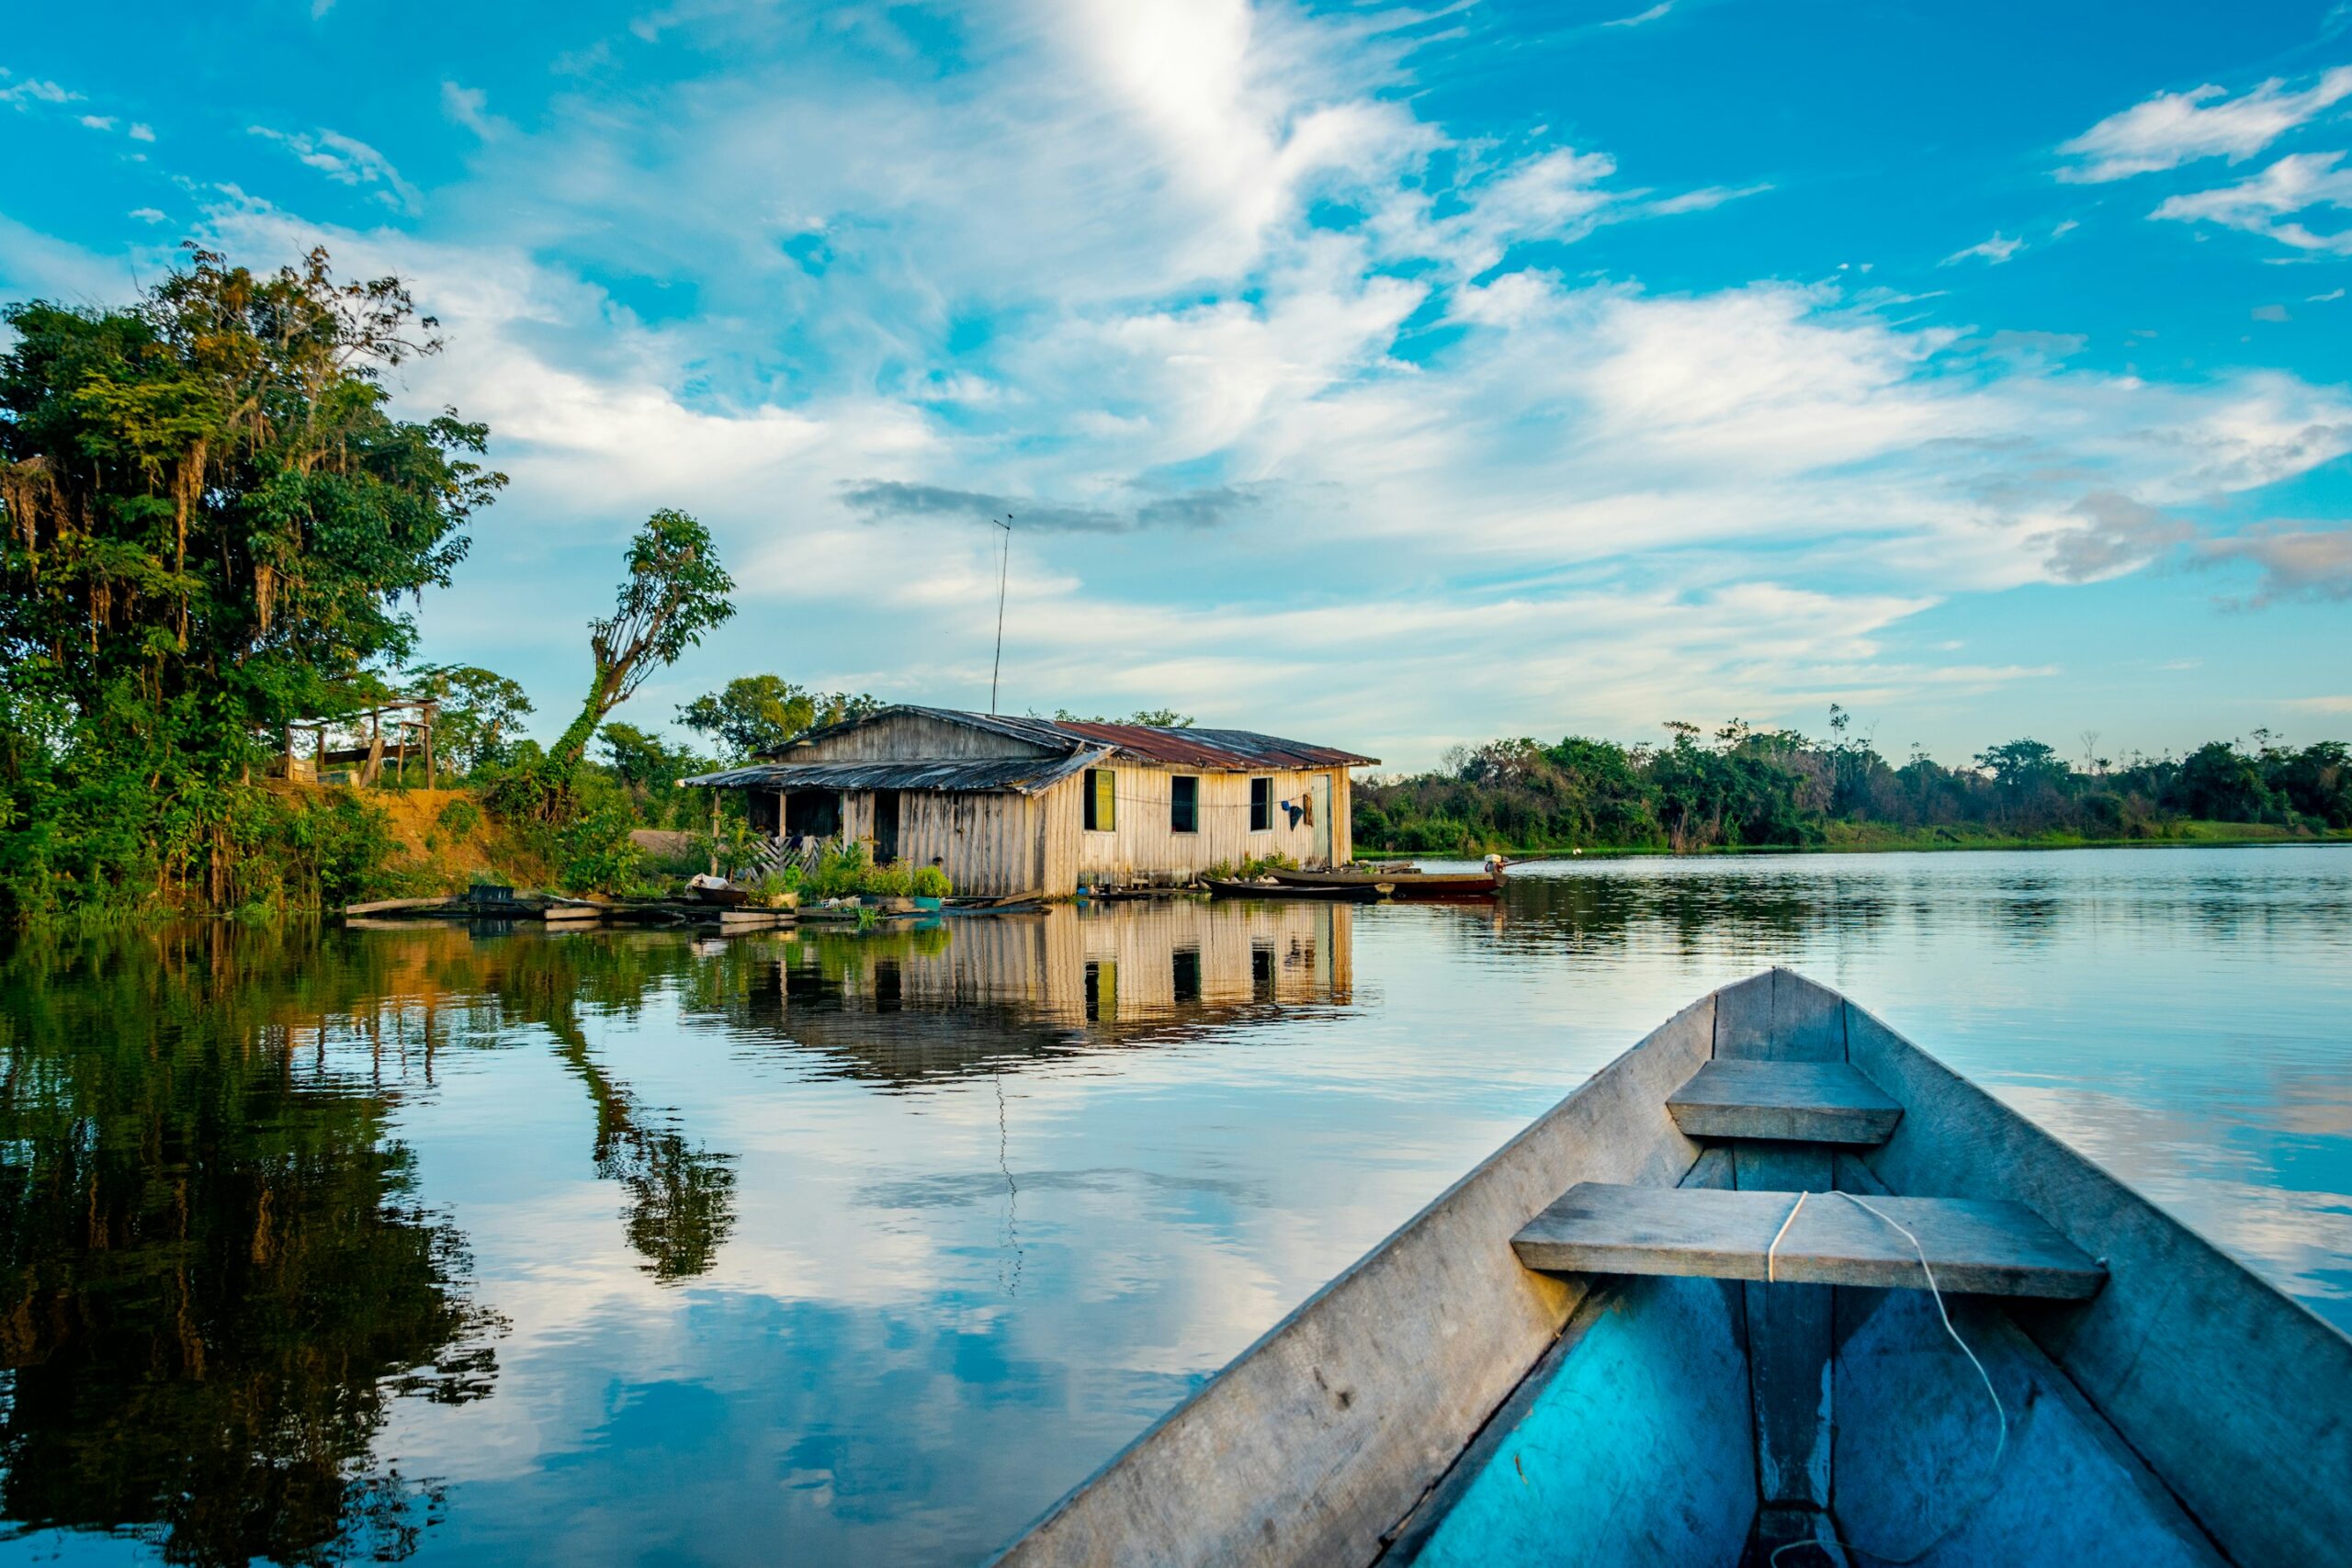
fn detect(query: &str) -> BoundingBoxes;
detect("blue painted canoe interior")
[1400,1281,2224,1567]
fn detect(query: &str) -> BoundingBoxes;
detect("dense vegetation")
[1355,713,2352,855]
[0,248,501,920]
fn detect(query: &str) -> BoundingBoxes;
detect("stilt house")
[683,706,1377,897]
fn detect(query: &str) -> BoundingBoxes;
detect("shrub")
[911,865,952,897]
[435,796,483,837]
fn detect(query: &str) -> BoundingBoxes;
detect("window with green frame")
[1083,768,1115,831]
[1170,774,1199,833]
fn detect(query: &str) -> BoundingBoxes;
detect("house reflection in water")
[728,900,1355,1085]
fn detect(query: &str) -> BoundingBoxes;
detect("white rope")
[1767,1190,1809,1283]
[1762,1190,2011,1567]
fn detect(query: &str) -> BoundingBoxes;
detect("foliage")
[597,721,707,828]
[551,509,734,766]
[435,795,482,838]
[678,675,881,760]
[1356,716,2352,853]
[0,245,503,922]
[1204,851,1298,880]
[785,840,949,900]
[407,663,533,774]
[0,925,504,1564]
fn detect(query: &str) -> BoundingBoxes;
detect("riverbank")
[1363,820,2352,860]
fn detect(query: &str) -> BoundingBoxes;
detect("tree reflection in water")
[0,925,503,1566]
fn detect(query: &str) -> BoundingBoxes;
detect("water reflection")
[0,851,2346,1568]
[0,927,503,1567]
[714,901,1353,1085]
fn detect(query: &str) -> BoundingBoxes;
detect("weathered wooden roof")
[683,749,1103,795]
[757,705,1378,771]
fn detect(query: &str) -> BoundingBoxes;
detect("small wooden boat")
[995,968,2349,1567]
[1271,867,1502,897]
[688,882,753,908]
[1204,876,1390,902]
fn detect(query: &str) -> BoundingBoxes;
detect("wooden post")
[420,704,435,786]
[708,788,722,875]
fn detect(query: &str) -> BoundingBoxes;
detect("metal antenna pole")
[989,514,1013,715]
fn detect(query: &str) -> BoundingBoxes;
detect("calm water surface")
[3,846,2347,1566]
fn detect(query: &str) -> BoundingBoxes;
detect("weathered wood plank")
[1713,967,1845,1063]
[1512,1184,2106,1298]
[1844,999,2352,1567]
[1668,1061,1902,1145]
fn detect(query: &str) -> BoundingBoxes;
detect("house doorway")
[874,791,901,864]
[1311,775,1332,865]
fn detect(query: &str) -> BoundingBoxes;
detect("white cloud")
[2153,150,2352,252]
[0,76,76,106]
[441,81,502,140]
[248,124,424,213]
[1942,231,2022,265]
[2059,66,2352,182]
[129,121,154,141]
[129,207,166,223]
[146,3,2352,761]
[77,113,116,130]
[1602,3,1672,26]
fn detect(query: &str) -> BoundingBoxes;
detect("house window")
[1170,775,1199,833]
[1172,948,1201,1003]
[1084,768,1116,831]
[1250,776,1272,832]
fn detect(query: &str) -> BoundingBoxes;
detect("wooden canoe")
[993,968,2349,1568]
[1204,877,1390,902]
[1270,868,1502,897]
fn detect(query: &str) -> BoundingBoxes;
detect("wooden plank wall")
[794,712,1051,761]
[1073,763,1351,884]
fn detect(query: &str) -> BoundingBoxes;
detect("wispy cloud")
[2198,524,2352,605]
[1942,231,2022,265]
[841,479,1263,534]
[247,124,422,213]
[2153,150,2352,252]
[0,75,77,107]
[2059,66,2352,182]
[1603,3,1672,26]
[440,81,503,141]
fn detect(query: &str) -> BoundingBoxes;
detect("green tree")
[678,674,878,760]
[408,662,534,774]
[598,722,707,827]
[550,509,735,768]
[0,245,503,918]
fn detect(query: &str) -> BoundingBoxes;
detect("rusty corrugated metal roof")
[743,705,1377,776]
[683,750,1103,795]
[1051,721,1378,771]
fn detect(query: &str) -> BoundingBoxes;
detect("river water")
[2,846,2346,1566]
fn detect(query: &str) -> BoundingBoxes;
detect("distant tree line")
[1354,708,2352,854]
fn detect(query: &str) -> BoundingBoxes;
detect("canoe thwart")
[1513,1183,2106,1299]
[1667,1060,1904,1145]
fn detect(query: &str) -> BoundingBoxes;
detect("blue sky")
[5,0,2350,769]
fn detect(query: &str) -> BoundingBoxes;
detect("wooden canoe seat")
[1513,1183,2106,1299]
[1665,1062,1900,1146]
[1666,1060,1903,1145]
